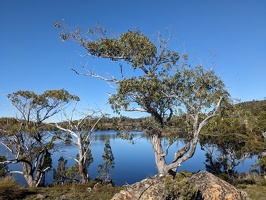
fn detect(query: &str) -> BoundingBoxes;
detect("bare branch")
[0,140,11,152]
[71,67,120,85]
[0,159,18,165]
[9,170,23,175]
[54,124,78,139]
[198,96,223,131]
[161,142,172,157]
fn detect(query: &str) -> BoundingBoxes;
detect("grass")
[229,173,266,200]
[0,177,123,200]
[1,174,266,200]
[24,182,123,200]
[0,177,28,200]
[241,185,266,200]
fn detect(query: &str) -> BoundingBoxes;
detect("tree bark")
[151,134,168,176]
[79,161,88,183]
[78,137,88,183]
[22,162,37,187]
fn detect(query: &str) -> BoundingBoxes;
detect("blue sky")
[0,0,266,120]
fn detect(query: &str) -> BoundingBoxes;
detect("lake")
[10,130,258,186]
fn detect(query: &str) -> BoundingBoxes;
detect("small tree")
[98,139,115,182]
[53,156,68,184]
[0,155,8,177]
[53,107,102,183]
[55,22,228,176]
[0,89,79,187]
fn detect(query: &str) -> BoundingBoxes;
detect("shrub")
[0,176,26,199]
[164,171,197,200]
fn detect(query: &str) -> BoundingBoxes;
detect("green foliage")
[257,111,266,134]
[164,171,196,199]
[169,65,227,109]
[53,156,68,184]
[201,99,266,177]
[0,155,8,177]
[56,22,229,175]
[65,164,80,181]
[7,89,79,124]
[237,100,266,116]
[252,157,266,175]
[53,150,94,183]
[86,30,159,69]
[98,139,115,181]
[0,89,79,187]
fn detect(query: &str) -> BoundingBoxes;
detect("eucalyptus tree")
[53,107,103,183]
[201,103,266,176]
[55,22,228,176]
[201,116,252,176]
[0,89,79,187]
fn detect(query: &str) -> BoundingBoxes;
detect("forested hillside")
[237,99,266,116]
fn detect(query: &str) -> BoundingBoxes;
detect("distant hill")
[237,99,266,116]
[1,99,265,131]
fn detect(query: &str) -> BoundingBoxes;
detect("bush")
[164,171,197,200]
[0,176,26,199]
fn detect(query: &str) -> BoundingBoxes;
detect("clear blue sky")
[0,0,266,120]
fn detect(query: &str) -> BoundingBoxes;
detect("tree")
[0,89,79,187]
[53,107,102,183]
[55,23,228,176]
[98,139,115,182]
[200,103,265,177]
[53,156,68,184]
[0,155,8,177]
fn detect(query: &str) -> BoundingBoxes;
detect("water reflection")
[7,130,259,186]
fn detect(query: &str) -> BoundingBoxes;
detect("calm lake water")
[9,130,258,186]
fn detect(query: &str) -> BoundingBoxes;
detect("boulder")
[112,174,167,200]
[111,171,250,200]
[190,171,249,200]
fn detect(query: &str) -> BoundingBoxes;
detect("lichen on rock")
[111,171,250,200]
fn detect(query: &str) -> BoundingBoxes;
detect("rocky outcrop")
[190,171,249,200]
[111,174,167,200]
[111,171,250,200]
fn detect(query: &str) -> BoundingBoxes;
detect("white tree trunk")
[22,162,37,187]
[151,134,168,176]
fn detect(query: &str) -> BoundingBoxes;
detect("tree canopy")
[0,89,79,187]
[55,22,229,176]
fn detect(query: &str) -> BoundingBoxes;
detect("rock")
[93,182,102,190]
[190,171,250,200]
[111,171,250,200]
[36,194,47,199]
[86,187,92,193]
[111,175,169,200]
[111,190,136,200]
[59,194,68,200]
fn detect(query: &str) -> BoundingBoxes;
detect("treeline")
[237,99,266,116]
[1,99,265,133]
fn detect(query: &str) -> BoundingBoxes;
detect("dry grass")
[0,177,28,200]
[242,185,266,200]
[1,174,265,200]
[23,181,123,200]
[0,177,122,200]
